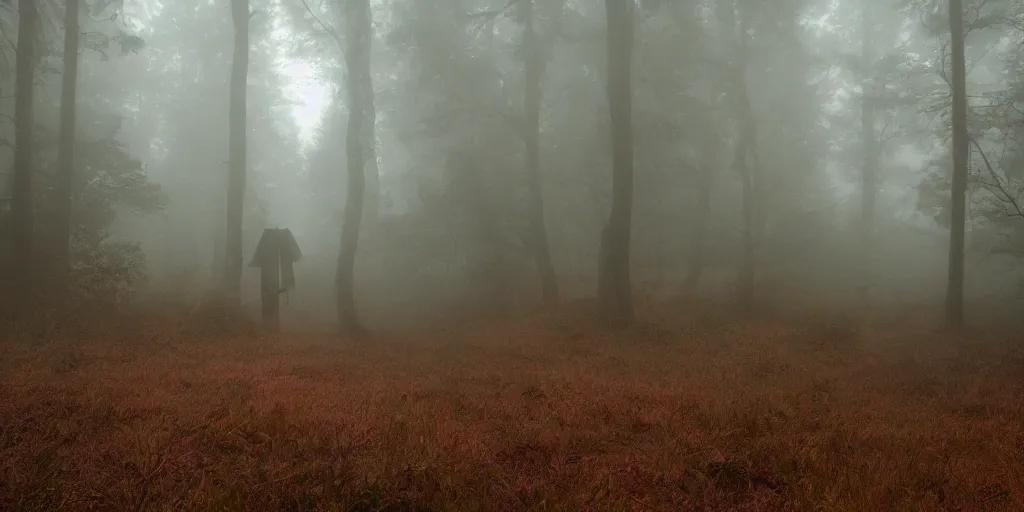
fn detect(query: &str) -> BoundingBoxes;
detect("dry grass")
[1,304,1023,511]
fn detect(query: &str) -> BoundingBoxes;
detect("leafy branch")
[971,137,1024,218]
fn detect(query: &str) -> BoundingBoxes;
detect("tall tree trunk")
[336,0,371,336]
[735,129,755,309]
[53,0,81,302]
[224,0,250,304]
[730,6,757,310]
[859,3,878,309]
[598,222,612,300]
[7,0,38,308]
[523,0,559,305]
[462,156,512,314]
[361,19,379,227]
[602,0,635,325]
[363,91,380,225]
[945,0,968,326]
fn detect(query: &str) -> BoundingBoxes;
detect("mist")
[1,0,1022,509]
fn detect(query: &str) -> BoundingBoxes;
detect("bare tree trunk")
[729,6,757,311]
[714,1,760,310]
[859,3,878,309]
[362,15,379,227]
[7,0,38,309]
[224,0,250,304]
[52,0,81,303]
[363,92,379,225]
[336,0,371,337]
[602,0,635,325]
[736,132,755,309]
[945,0,968,326]
[523,0,559,305]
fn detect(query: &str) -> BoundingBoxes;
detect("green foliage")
[35,111,165,231]
[82,0,147,58]
[71,239,147,304]
[898,0,1024,246]
[83,31,146,59]
[32,110,166,302]
[917,169,953,227]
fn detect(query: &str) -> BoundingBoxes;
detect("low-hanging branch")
[296,0,343,52]
[470,0,519,21]
[971,136,1024,219]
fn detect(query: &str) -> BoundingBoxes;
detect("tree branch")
[470,0,520,21]
[971,137,1024,218]
[295,0,343,51]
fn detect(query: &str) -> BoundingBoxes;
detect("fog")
[1,0,1023,331]
[3,1,1024,508]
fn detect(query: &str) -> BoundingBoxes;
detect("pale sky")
[280,58,330,147]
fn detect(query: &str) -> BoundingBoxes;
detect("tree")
[946,0,968,326]
[7,0,38,308]
[38,108,165,304]
[289,0,377,334]
[53,0,81,301]
[224,0,251,304]
[336,0,373,336]
[626,1,723,295]
[601,0,635,324]
[521,0,559,304]
[819,0,917,305]
[382,0,532,315]
[287,0,381,226]
[131,0,234,286]
[0,0,146,309]
[716,0,760,310]
[129,0,285,291]
[897,0,1023,321]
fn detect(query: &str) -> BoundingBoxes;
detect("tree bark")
[945,0,968,327]
[7,0,38,308]
[224,0,250,304]
[727,4,758,311]
[523,0,559,305]
[735,129,755,309]
[602,0,635,325]
[52,0,81,302]
[362,89,380,225]
[360,15,379,227]
[336,0,372,337]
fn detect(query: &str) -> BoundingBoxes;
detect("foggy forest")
[1,0,1023,509]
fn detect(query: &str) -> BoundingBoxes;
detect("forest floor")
[1,304,1022,511]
